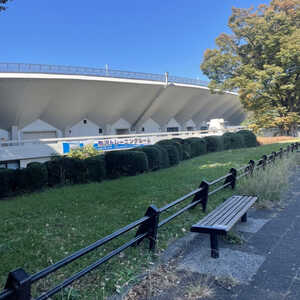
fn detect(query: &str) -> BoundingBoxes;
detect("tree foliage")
[201,0,300,135]
[0,0,11,12]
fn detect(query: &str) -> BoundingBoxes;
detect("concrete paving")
[159,166,300,299]
[183,166,300,299]
[114,165,300,300]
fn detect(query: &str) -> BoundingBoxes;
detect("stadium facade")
[0,63,245,142]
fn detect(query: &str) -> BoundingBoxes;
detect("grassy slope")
[0,143,293,298]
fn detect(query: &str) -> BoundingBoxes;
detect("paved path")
[115,166,300,300]
[224,167,300,300]
[157,166,300,299]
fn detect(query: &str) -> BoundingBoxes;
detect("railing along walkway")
[0,143,298,300]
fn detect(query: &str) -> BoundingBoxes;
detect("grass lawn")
[0,142,295,299]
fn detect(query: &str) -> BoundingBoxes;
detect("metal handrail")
[0,143,297,300]
[0,62,209,87]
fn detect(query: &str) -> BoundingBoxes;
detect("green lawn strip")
[0,143,292,298]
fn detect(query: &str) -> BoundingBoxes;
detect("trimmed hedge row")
[0,130,257,199]
[0,156,106,198]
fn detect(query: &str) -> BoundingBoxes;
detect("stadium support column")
[11,125,19,141]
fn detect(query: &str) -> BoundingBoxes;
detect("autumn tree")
[201,0,300,135]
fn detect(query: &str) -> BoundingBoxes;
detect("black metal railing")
[0,142,298,300]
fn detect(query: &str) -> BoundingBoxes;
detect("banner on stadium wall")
[62,136,154,154]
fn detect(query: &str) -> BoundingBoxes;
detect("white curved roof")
[0,63,245,131]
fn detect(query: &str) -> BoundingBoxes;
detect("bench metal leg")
[210,233,219,258]
[241,213,247,223]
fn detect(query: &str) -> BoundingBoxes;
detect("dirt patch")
[122,262,215,300]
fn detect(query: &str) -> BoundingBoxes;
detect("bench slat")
[191,195,257,233]
[213,196,253,227]
[224,196,257,229]
[198,196,242,225]
[203,196,246,226]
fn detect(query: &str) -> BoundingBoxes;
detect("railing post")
[165,72,169,85]
[248,160,255,176]
[191,180,209,212]
[271,151,276,163]
[279,148,283,159]
[262,155,267,170]
[287,145,290,156]
[135,205,159,251]
[4,268,31,300]
[224,168,237,189]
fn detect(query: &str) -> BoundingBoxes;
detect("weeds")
[237,155,294,208]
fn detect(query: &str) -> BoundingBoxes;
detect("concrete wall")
[183,119,196,131]
[66,119,103,137]
[139,118,160,133]
[163,118,182,131]
[109,118,132,135]
[21,119,62,138]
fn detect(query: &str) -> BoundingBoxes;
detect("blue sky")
[0,0,267,80]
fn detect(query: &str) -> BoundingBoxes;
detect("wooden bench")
[191,195,257,258]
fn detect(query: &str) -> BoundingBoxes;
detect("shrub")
[185,138,207,157]
[105,150,149,178]
[26,162,48,191]
[159,144,180,166]
[14,168,29,192]
[152,145,170,169]
[223,132,245,150]
[237,130,258,147]
[45,157,88,186]
[67,144,102,159]
[64,157,88,184]
[182,142,192,160]
[157,140,183,161]
[171,138,184,144]
[44,159,64,186]
[138,145,162,171]
[204,136,224,152]
[0,168,14,198]
[85,155,106,182]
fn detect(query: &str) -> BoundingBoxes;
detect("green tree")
[0,0,11,12]
[201,0,300,135]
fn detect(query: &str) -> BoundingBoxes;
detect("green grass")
[0,143,295,299]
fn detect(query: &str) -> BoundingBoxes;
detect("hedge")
[152,145,170,169]
[0,131,259,199]
[45,159,65,186]
[157,140,183,161]
[0,168,14,198]
[137,145,163,171]
[182,142,192,160]
[105,150,149,178]
[159,144,180,166]
[85,155,106,182]
[223,132,245,150]
[26,162,48,191]
[185,138,207,157]
[237,130,258,147]
[64,158,88,184]
[204,136,224,152]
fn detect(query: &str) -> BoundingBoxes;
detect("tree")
[0,0,11,12]
[201,0,300,135]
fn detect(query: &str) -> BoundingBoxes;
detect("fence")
[0,143,298,300]
[0,62,208,87]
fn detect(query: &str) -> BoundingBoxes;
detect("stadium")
[0,63,245,167]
